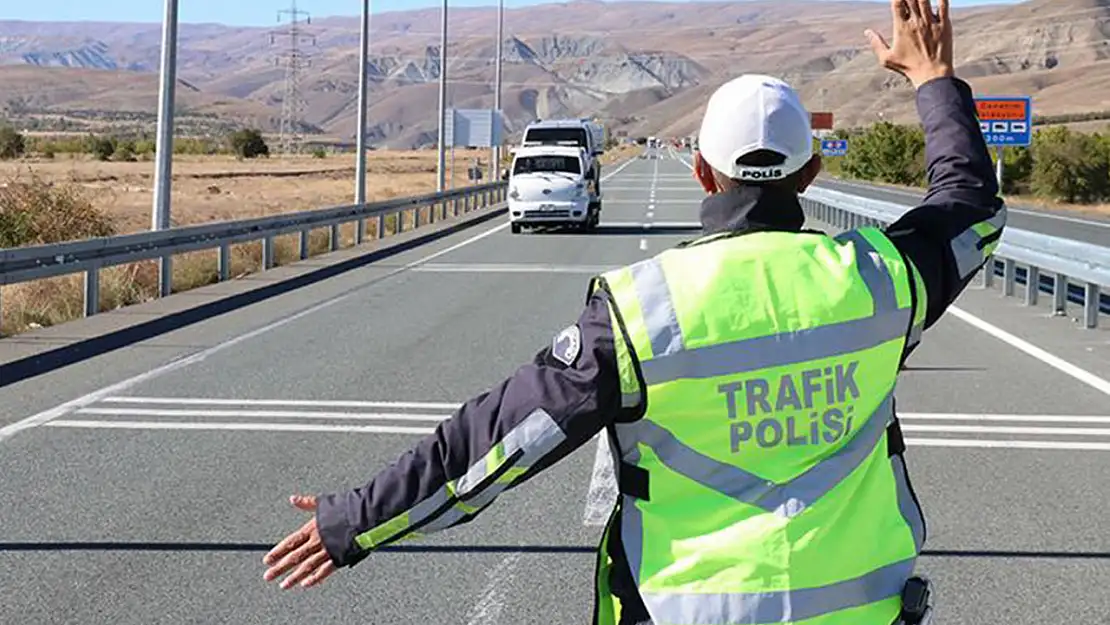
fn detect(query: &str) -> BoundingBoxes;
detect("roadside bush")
[841,122,926,186]
[88,135,117,161]
[0,170,116,248]
[0,125,26,160]
[228,129,269,159]
[829,116,1110,205]
[999,146,1033,195]
[175,137,222,155]
[113,139,138,162]
[1029,126,1110,203]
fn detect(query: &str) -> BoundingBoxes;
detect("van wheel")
[511,223,522,234]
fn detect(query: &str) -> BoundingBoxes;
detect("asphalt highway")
[1,153,1109,625]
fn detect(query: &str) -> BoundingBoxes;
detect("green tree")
[841,122,926,186]
[1030,126,1110,203]
[998,146,1033,195]
[88,135,116,161]
[228,129,269,159]
[113,140,138,162]
[0,125,26,160]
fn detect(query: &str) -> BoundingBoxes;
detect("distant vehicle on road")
[506,145,601,234]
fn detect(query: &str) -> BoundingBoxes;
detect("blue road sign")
[821,139,848,157]
[974,96,1032,147]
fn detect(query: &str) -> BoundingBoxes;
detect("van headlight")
[509,186,520,200]
[573,183,585,198]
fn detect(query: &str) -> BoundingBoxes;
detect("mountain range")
[1,0,1108,148]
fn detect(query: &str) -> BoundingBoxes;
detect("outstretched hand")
[262,495,338,590]
[865,0,954,89]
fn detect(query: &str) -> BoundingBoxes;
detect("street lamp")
[436,0,448,192]
[493,0,503,174]
[152,0,179,298]
[355,0,371,243]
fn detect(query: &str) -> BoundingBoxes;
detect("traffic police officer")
[264,1,1005,623]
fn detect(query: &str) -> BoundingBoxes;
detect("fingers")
[865,29,891,61]
[263,529,319,582]
[888,0,902,21]
[938,0,950,23]
[263,519,313,567]
[290,494,317,512]
[298,555,338,589]
[904,0,921,20]
[277,548,333,589]
[915,0,935,23]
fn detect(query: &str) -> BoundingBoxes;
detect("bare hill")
[1,0,1109,147]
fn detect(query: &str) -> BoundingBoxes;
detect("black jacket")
[314,76,1005,622]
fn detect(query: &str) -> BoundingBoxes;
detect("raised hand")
[865,0,955,89]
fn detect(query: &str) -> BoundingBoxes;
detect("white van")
[507,145,600,234]
[520,118,606,194]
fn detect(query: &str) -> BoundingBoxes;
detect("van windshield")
[513,155,581,175]
[523,127,588,148]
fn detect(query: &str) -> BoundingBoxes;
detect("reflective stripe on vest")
[596,228,925,625]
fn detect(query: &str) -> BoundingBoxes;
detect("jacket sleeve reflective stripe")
[883,76,1007,333]
[353,408,566,550]
[608,301,644,409]
[314,290,632,568]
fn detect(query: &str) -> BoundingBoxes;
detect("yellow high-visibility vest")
[589,227,929,625]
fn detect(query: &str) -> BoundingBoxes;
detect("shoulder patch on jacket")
[552,324,582,367]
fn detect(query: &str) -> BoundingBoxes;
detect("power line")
[270,0,316,155]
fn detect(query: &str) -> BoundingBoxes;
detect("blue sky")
[5,0,1023,27]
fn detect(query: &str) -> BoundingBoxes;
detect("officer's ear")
[693,151,719,194]
[796,154,822,193]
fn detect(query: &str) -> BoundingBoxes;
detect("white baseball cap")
[697,74,813,182]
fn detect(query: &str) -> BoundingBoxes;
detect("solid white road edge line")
[946,305,1110,398]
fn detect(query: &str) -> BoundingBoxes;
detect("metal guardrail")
[0,181,507,330]
[801,186,1110,329]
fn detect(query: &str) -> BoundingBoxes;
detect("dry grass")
[0,148,501,337]
[600,144,644,166]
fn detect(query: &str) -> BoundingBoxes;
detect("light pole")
[436,0,448,192]
[152,0,179,298]
[355,0,371,243]
[492,0,503,175]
